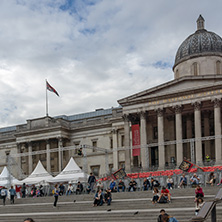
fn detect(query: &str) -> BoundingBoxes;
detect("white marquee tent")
[0,166,20,187]
[50,157,88,183]
[20,160,53,185]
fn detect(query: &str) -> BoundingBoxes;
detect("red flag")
[132,124,140,156]
[46,81,59,96]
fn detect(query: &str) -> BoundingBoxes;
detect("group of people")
[152,186,171,204]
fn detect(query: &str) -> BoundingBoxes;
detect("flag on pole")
[46,81,59,96]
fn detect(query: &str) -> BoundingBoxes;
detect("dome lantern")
[196,15,205,31]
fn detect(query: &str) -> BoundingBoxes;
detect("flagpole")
[46,79,49,116]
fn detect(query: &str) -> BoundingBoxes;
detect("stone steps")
[0,187,220,222]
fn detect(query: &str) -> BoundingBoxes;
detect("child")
[195,197,205,215]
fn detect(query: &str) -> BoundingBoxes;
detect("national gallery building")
[1,16,222,178]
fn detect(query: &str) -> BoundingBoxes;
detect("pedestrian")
[21,183,26,198]
[24,218,35,222]
[88,172,96,193]
[1,186,8,206]
[53,184,59,208]
[9,185,16,204]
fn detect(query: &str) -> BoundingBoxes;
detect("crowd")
[2,171,219,222]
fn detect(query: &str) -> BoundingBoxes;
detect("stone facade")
[1,16,222,178]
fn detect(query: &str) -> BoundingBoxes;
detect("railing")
[190,188,222,222]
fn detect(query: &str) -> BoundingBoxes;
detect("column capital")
[192,101,201,111]
[122,114,130,122]
[111,128,118,134]
[140,111,148,120]
[212,98,221,108]
[156,108,164,117]
[174,105,183,114]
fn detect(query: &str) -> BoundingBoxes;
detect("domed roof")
[173,15,222,70]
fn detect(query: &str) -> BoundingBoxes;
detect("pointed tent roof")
[50,157,87,183]
[20,160,53,185]
[0,166,20,187]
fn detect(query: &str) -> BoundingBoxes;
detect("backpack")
[158,195,167,203]
[1,189,6,196]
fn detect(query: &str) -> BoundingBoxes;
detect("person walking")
[53,184,59,208]
[1,186,8,206]
[9,186,16,204]
[21,183,26,198]
[88,173,96,193]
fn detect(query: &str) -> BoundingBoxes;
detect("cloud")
[0,0,221,127]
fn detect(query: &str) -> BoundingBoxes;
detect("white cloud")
[0,0,221,127]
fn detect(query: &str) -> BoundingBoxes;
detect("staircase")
[0,186,221,222]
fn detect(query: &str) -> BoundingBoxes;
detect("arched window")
[216,60,221,74]
[192,62,198,76]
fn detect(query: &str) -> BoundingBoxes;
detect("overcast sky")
[0,0,222,128]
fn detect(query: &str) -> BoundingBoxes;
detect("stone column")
[46,140,51,172]
[123,114,131,172]
[17,143,22,171]
[175,105,183,166]
[157,108,165,170]
[186,114,193,160]
[58,137,63,172]
[194,102,202,165]
[28,142,33,174]
[214,98,222,165]
[140,111,149,170]
[112,129,119,171]
[203,111,210,157]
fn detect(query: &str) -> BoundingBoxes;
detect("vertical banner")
[132,124,140,156]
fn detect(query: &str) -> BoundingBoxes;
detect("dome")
[173,15,222,70]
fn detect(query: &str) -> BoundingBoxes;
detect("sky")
[0,0,222,128]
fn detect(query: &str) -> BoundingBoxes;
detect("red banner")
[132,124,140,156]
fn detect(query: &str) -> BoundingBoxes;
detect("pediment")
[118,75,222,106]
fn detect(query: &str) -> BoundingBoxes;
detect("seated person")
[178,174,187,188]
[76,181,83,195]
[158,186,171,203]
[158,209,169,222]
[86,184,91,194]
[117,179,125,192]
[66,184,74,195]
[190,173,200,185]
[77,148,83,156]
[143,178,150,191]
[128,178,137,192]
[96,180,104,191]
[195,185,204,202]
[162,214,178,222]
[93,189,104,206]
[59,184,65,195]
[151,178,160,190]
[104,188,112,206]
[152,187,159,204]
[166,176,174,190]
[109,179,116,192]
[195,197,205,215]
[207,172,216,186]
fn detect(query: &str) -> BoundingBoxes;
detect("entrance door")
[151,147,158,166]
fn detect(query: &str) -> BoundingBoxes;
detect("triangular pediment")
[118,75,222,106]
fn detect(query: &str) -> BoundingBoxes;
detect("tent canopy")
[0,166,20,187]
[50,157,87,183]
[20,160,53,185]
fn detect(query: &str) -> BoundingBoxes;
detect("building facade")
[0,15,222,178]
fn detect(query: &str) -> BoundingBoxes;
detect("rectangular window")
[110,138,113,149]
[91,165,100,177]
[121,135,124,147]
[92,140,97,152]
[153,126,158,139]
